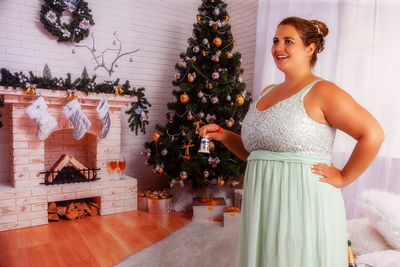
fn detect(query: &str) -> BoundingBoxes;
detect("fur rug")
[115,220,240,267]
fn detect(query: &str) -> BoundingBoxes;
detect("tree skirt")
[115,220,240,267]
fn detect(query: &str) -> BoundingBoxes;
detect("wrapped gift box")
[147,197,173,214]
[192,197,226,222]
[138,196,148,211]
[234,189,243,209]
[223,206,241,226]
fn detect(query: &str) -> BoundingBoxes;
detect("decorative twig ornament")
[72,31,139,77]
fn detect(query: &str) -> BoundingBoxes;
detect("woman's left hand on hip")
[310,163,345,188]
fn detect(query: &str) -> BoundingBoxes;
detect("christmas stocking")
[24,96,57,140]
[96,97,110,138]
[62,99,91,140]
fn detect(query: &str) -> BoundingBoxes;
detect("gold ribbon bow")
[24,86,37,96]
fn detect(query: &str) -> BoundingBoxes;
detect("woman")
[199,17,384,267]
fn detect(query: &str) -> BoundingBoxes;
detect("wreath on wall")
[40,0,95,43]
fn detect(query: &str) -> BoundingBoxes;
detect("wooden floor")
[0,210,193,267]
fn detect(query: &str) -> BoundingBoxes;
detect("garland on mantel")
[0,68,151,135]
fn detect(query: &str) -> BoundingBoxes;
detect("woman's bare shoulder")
[312,80,352,99]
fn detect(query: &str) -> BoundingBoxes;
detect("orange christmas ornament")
[209,141,215,150]
[219,179,225,186]
[212,23,218,31]
[187,73,196,83]
[213,37,222,47]
[202,50,206,56]
[225,15,229,21]
[236,94,244,106]
[208,83,213,89]
[197,15,202,22]
[180,92,190,104]
[152,132,161,142]
[226,52,232,58]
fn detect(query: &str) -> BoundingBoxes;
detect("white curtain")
[254,0,400,219]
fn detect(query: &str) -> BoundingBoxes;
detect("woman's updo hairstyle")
[278,17,329,67]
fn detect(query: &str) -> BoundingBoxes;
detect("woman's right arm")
[199,124,250,162]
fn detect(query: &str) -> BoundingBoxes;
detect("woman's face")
[271,24,314,72]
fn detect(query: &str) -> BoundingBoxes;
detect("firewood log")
[46,154,70,182]
[88,206,99,216]
[48,202,57,213]
[82,202,90,212]
[75,201,83,211]
[48,213,60,221]
[77,210,86,218]
[88,201,100,208]
[66,202,75,214]
[69,157,89,179]
[65,208,79,220]
[56,206,67,216]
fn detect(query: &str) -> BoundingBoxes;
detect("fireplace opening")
[41,154,100,185]
[48,196,101,221]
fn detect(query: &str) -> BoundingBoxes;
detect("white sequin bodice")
[241,80,336,157]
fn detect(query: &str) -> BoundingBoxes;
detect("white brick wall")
[0,0,258,190]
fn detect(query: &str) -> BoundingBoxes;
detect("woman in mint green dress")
[200,17,384,267]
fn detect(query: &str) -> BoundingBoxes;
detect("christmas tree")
[144,0,251,189]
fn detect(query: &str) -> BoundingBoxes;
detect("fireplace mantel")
[0,86,135,107]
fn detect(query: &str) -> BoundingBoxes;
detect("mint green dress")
[238,80,347,267]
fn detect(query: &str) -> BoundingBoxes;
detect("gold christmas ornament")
[236,94,245,106]
[180,92,190,104]
[209,141,215,151]
[152,132,161,142]
[219,179,225,186]
[225,15,229,21]
[227,118,234,128]
[226,52,232,58]
[202,50,206,56]
[213,56,220,63]
[187,111,194,121]
[197,15,202,22]
[232,40,237,47]
[188,73,196,83]
[213,37,222,47]
[181,129,186,136]
[208,83,213,89]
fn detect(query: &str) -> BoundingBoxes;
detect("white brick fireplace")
[0,86,137,232]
